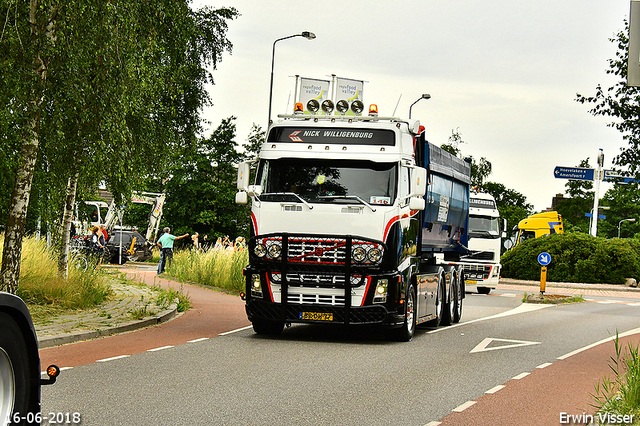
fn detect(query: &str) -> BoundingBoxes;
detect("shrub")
[501,233,640,284]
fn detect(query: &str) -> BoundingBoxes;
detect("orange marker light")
[369,104,379,115]
[294,102,304,112]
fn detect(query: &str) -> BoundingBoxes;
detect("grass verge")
[165,248,247,293]
[3,235,113,322]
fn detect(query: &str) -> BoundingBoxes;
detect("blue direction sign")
[538,252,551,266]
[604,169,640,184]
[554,166,594,181]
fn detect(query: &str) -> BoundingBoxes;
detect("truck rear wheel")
[451,270,462,323]
[252,319,285,335]
[0,312,32,426]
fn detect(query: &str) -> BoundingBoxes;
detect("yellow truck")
[507,211,563,249]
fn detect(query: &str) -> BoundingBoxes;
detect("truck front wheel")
[0,312,33,426]
[392,286,416,342]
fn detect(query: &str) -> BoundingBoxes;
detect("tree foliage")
[0,0,238,291]
[576,21,640,177]
[162,117,248,239]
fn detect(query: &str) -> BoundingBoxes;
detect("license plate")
[466,280,477,284]
[300,312,333,321]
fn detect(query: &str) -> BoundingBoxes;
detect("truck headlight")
[373,279,388,304]
[254,243,267,258]
[367,248,383,263]
[251,274,262,297]
[352,246,367,262]
[267,241,282,259]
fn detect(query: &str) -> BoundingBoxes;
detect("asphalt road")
[40,292,640,426]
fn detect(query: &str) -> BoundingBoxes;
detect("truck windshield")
[256,159,397,205]
[468,215,500,238]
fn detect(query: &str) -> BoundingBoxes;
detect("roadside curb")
[38,303,178,349]
[499,278,640,293]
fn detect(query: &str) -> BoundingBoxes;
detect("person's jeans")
[157,248,173,275]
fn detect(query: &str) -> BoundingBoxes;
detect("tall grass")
[166,248,248,293]
[591,333,640,423]
[0,235,111,316]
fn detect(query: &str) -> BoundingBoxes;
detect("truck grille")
[251,235,384,266]
[462,264,491,280]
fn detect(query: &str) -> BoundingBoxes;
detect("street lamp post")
[268,31,316,128]
[408,93,431,119]
[618,218,636,238]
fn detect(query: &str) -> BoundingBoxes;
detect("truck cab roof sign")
[268,127,395,146]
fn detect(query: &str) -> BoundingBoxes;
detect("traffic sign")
[553,166,594,181]
[537,252,551,266]
[603,169,639,184]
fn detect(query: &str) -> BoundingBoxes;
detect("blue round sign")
[538,252,551,266]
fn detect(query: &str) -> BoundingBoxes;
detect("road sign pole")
[540,266,547,294]
[590,149,604,237]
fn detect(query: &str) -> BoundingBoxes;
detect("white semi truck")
[458,192,506,295]
[236,97,471,341]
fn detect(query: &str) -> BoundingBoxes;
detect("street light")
[268,31,316,128]
[618,218,636,238]
[408,93,431,119]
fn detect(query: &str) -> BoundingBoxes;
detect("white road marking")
[147,345,174,352]
[511,372,530,380]
[470,338,541,354]
[485,385,505,394]
[536,362,553,369]
[452,401,476,412]
[558,326,640,360]
[188,337,210,343]
[220,325,253,336]
[423,422,441,426]
[97,355,130,363]
[429,303,552,333]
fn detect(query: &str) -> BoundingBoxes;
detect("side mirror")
[236,162,250,191]
[235,191,248,205]
[410,167,427,197]
[409,197,425,211]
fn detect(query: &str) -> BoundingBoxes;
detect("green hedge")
[501,233,640,284]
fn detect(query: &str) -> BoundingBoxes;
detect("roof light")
[294,102,304,114]
[307,99,319,113]
[321,99,334,114]
[351,100,364,115]
[336,100,349,114]
[369,104,378,116]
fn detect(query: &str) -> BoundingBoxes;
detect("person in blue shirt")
[156,227,189,275]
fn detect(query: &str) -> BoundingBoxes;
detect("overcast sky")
[196,0,631,211]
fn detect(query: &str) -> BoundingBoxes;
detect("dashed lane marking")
[536,362,553,369]
[147,345,174,352]
[452,401,476,412]
[188,337,210,343]
[485,385,505,394]
[97,355,130,363]
[220,325,253,336]
[511,372,530,380]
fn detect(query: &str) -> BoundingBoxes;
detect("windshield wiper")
[318,195,377,212]
[258,192,313,210]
